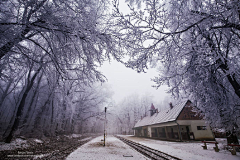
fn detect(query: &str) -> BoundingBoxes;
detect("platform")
[122,135,240,160]
[66,135,149,160]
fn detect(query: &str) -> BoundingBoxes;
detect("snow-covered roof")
[134,101,189,128]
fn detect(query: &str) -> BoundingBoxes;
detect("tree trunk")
[49,94,55,137]
[21,72,43,132]
[226,131,239,145]
[226,74,240,99]
[0,79,13,109]
[4,66,42,143]
[32,91,53,137]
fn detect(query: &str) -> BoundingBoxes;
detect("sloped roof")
[134,100,189,128]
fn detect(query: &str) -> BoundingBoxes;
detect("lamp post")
[103,107,107,146]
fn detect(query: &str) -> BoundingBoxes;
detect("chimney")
[170,102,173,109]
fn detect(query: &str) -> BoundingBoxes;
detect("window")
[197,126,207,130]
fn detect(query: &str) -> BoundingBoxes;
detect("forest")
[0,0,240,144]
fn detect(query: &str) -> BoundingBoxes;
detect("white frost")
[66,135,149,160]
[122,135,240,160]
[0,138,29,151]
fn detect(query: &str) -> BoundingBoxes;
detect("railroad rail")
[115,135,182,160]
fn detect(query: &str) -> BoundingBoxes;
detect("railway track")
[115,135,182,160]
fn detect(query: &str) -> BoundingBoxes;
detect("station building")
[133,100,215,141]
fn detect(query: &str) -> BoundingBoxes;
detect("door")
[144,129,147,137]
[171,128,174,138]
[186,126,190,140]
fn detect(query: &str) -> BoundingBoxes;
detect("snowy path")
[122,135,240,160]
[66,135,149,160]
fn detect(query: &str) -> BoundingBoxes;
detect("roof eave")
[133,120,177,129]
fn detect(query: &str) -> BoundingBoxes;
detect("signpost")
[103,107,107,146]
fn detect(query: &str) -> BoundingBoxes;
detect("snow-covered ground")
[1,135,239,160]
[66,135,149,160]
[64,134,82,138]
[0,138,29,151]
[122,135,240,160]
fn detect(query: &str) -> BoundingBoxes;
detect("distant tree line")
[108,94,156,135]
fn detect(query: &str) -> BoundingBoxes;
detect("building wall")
[177,105,203,120]
[148,126,151,137]
[134,120,214,141]
[142,126,148,137]
[157,127,167,138]
[177,120,215,140]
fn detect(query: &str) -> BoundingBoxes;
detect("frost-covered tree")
[57,82,112,134]
[1,61,112,141]
[0,0,120,82]
[0,0,119,142]
[110,0,240,136]
[111,94,154,134]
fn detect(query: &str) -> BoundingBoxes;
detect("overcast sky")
[99,60,171,104]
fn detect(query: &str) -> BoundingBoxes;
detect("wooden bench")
[201,141,219,152]
[228,144,240,155]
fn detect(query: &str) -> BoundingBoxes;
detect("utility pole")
[103,107,107,146]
